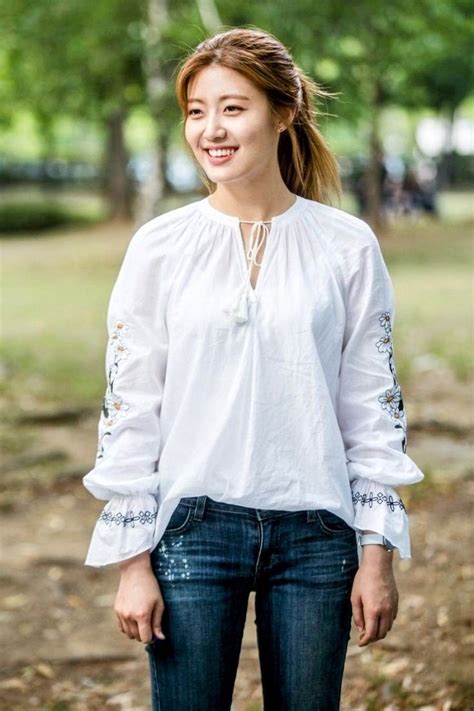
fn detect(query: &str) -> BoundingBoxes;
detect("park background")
[0,1,473,709]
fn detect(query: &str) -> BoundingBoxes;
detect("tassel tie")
[227,220,270,324]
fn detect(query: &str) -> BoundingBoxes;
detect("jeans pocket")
[315,509,355,537]
[163,500,195,535]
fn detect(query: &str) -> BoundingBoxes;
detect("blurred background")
[0,1,472,709]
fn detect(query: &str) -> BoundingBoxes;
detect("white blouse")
[82,194,424,567]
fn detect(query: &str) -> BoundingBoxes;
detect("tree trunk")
[134,0,169,227]
[134,0,223,226]
[438,105,457,189]
[195,0,222,32]
[364,81,386,231]
[102,106,133,221]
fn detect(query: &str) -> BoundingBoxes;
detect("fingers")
[376,613,391,639]
[116,604,166,644]
[115,609,150,642]
[393,598,399,621]
[114,571,167,644]
[353,580,399,647]
[130,619,142,641]
[152,601,166,640]
[358,609,395,646]
[117,615,140,641]
[351,594,365,636]
[357,611,379,646]
[116,616,126,636]
[122,614,154,643]
[137,617,153,644]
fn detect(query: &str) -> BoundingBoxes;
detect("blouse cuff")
[351,478,411,559]
[84,494,158,568]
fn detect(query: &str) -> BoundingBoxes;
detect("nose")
[202,112,226,142]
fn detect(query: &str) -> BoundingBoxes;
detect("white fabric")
[82,194,424,567]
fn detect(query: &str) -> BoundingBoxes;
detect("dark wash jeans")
[145,495,359,711]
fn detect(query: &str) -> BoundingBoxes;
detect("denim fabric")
[145,495,359,711]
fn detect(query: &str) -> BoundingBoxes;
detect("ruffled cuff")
[351,479,411,560]
[84,494,158,568]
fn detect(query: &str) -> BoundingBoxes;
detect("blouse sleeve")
[336,226,424,559]
[82,223,168,568]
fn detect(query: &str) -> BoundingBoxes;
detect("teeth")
[208,148,237,157]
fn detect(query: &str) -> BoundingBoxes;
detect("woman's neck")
[208,184,296,222]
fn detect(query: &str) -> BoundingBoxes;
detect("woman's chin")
[205,170,246,185]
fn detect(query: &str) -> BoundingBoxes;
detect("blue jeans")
[145,495,359,710]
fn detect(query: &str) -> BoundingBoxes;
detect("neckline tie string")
[227,220,271,324]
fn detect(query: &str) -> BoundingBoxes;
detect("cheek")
[237,120,260,143]
[184,122,198,149]
[238,120,274,151]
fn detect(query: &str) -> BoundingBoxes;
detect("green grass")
[1,190,472,413]
[380,217,473,384]
[391,262,472,382]
[1,264,115,407]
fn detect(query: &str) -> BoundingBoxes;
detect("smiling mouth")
[204,147,239,157]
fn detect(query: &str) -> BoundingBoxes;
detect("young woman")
[83,27,424,710]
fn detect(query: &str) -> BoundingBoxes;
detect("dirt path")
[0,380,472,710]
[0,476,472,709]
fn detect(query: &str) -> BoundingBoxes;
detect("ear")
[286,107,297,125]
[276,106,297,132]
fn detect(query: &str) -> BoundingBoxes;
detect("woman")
[83,27,424,710]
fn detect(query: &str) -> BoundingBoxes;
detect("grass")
[378,217,473,384]
[1,190,472,413]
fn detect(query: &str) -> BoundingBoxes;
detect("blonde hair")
[175,27,342,206]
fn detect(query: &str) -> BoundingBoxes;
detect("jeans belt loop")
[194,496,207,521]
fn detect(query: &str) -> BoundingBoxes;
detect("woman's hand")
[114,551,166,644]
[350,545,399,646]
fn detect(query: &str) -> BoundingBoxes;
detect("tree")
[1,0,147,220]
[222,0,473,227]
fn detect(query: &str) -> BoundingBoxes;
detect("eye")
[187,105,243,117]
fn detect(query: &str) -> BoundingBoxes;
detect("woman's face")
[184,64,282,187]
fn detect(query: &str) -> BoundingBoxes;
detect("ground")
[0,371,472,711]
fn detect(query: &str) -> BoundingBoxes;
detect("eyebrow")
[187,94,251,103]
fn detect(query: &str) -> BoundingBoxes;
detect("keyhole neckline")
[198,193,305,227]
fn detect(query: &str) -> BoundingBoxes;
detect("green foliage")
[0,0,147,121]
[2,0,473,147]
[265,0,473,119]
[0,201,102,234]
[0,0,472,225]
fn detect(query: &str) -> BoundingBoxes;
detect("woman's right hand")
[114,551,166,644]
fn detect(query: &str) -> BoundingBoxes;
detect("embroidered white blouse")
[82,194,424,567]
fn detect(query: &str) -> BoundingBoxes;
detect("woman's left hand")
[350,546,399,646]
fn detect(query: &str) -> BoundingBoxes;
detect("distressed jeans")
[145,495,359,711]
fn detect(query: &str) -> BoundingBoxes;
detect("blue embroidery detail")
[99,509,158,527]
[352,490,406,512]
[96,320,131,460]
[376,311,407,453]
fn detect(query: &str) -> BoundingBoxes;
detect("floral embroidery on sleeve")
[376,311,407,453]
[352,488,406,511]
[350,311,409,515]
[96,320,131,461]
[98,508,158,527]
